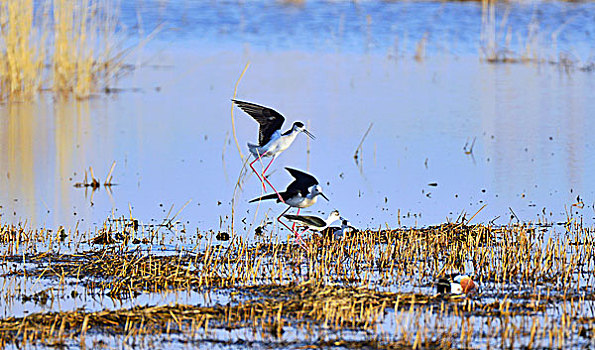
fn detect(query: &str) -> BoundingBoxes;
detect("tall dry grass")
[0,0,46,100]
[0,0,122,101]
[480,0,578,67]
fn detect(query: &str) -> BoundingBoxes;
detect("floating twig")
[463,137,476,155]
[354,122,374,164]
[509,207,520,222]
[74,167,100,189]
[104,161,116,186]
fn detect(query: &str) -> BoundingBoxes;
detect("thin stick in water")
[105,161,116,185]
[354,122,374,162]
[231,62,250,161]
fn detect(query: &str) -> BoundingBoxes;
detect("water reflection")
[0,98,97,228]
[2,102,42,225]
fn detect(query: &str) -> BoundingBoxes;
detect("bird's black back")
[436,278,452,294]
[232,100,285,146]
[284,214,326,227]
[247,167,320,204]
[284,167,319,197]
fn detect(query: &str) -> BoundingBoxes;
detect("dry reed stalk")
[353,122,374,165]
[230,62,250,161]
[52,0,121,98]
[0,0,125,101]
[0,0,47,100]
[2,218,595,348]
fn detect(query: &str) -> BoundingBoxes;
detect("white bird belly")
[253,132,297,158]
[285,196,305,207]
[293,196,317,208]
[274,135,296,153]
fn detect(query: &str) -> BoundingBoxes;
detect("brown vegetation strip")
[3,221,594,302]
[0,282,417,346]
[0,279,557,347]
[2,218,595,347]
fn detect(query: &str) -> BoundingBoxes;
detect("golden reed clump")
[0,0,120,101]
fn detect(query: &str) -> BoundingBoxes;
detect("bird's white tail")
[247,143,260,157]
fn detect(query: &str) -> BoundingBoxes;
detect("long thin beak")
[303,129,315,140]
[320,193,329,201]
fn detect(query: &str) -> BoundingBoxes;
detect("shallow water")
[0,273,229,319]
[1,50,594,238]
[120,0,595,58]
[3,0,595,236]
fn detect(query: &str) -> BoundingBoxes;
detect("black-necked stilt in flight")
[249,167,328,241]
[232,99,314,203]
[283,210,341,240]
[436,274,477,295]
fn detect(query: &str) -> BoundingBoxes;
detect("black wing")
[249,190,298,203]
[283,215,326,227]
[284,167,319,197]
[248,192,283,203]
[232,100,285,146]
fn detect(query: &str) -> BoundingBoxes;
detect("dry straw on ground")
[1,216,595,348]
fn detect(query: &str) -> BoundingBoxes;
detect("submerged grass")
[0,0,123,101]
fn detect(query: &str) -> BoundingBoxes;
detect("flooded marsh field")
[2,221,595,348]
[1,0,595,348]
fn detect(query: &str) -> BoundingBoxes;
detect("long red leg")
[263,155,276,174]
[291,208,300,231]
[261,156,285,204]
[296,227,310,241]
[292,209,309,249]
[277,207,306,246]
[249,153,267,191]
[277,207,294,232]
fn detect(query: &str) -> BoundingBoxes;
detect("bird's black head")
[292,121,315,139]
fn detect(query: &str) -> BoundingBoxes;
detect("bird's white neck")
[325,215,339,226]
[282,128,301,140]
[272,130,300,153]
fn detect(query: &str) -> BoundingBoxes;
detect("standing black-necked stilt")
[436,274,477,295]
[322,219,356,240]
[249,167,328,241]
[283,210,341,240]
[232,99,314,203]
